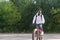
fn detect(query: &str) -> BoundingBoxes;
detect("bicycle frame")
[35,27,41,36]
[32,27,42,40]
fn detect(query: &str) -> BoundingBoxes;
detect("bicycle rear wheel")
[39,35,42,40]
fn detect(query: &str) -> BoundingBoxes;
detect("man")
[32,10,45,35]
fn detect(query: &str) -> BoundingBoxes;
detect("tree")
[10,0,60,33]
[0,1,21,32]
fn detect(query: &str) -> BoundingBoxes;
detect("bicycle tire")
[32,29,37,40]
[39,32,43,40]
[32,29,43,40]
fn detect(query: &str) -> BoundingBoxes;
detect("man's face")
[40,11,42,13]
[40,11,42,15]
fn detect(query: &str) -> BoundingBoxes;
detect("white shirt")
[32,13,45,24]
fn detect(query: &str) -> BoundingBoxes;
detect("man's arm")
[42,15,45,24]
[32,15,36,24]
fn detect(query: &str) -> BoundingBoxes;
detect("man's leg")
[39,24,44,35]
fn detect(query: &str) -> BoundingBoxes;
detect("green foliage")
[0,1,21,32]
[0,0,60,33]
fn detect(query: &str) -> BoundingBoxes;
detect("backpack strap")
[35,15,37,24]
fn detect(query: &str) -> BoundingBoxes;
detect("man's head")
[38,10,42,16]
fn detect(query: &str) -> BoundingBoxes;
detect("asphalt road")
[0,33,60,40]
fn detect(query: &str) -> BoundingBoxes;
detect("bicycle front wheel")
[32,29,38,40]
[32,29,43,40]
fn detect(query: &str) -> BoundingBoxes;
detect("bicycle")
[32,26,43,40]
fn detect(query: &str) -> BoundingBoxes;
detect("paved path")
[0,33,60,40]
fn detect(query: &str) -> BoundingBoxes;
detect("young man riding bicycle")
[32,9,45,36]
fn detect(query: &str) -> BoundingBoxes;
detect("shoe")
[41,31,44,35]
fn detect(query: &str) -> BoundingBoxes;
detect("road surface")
[0,33,60,40]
